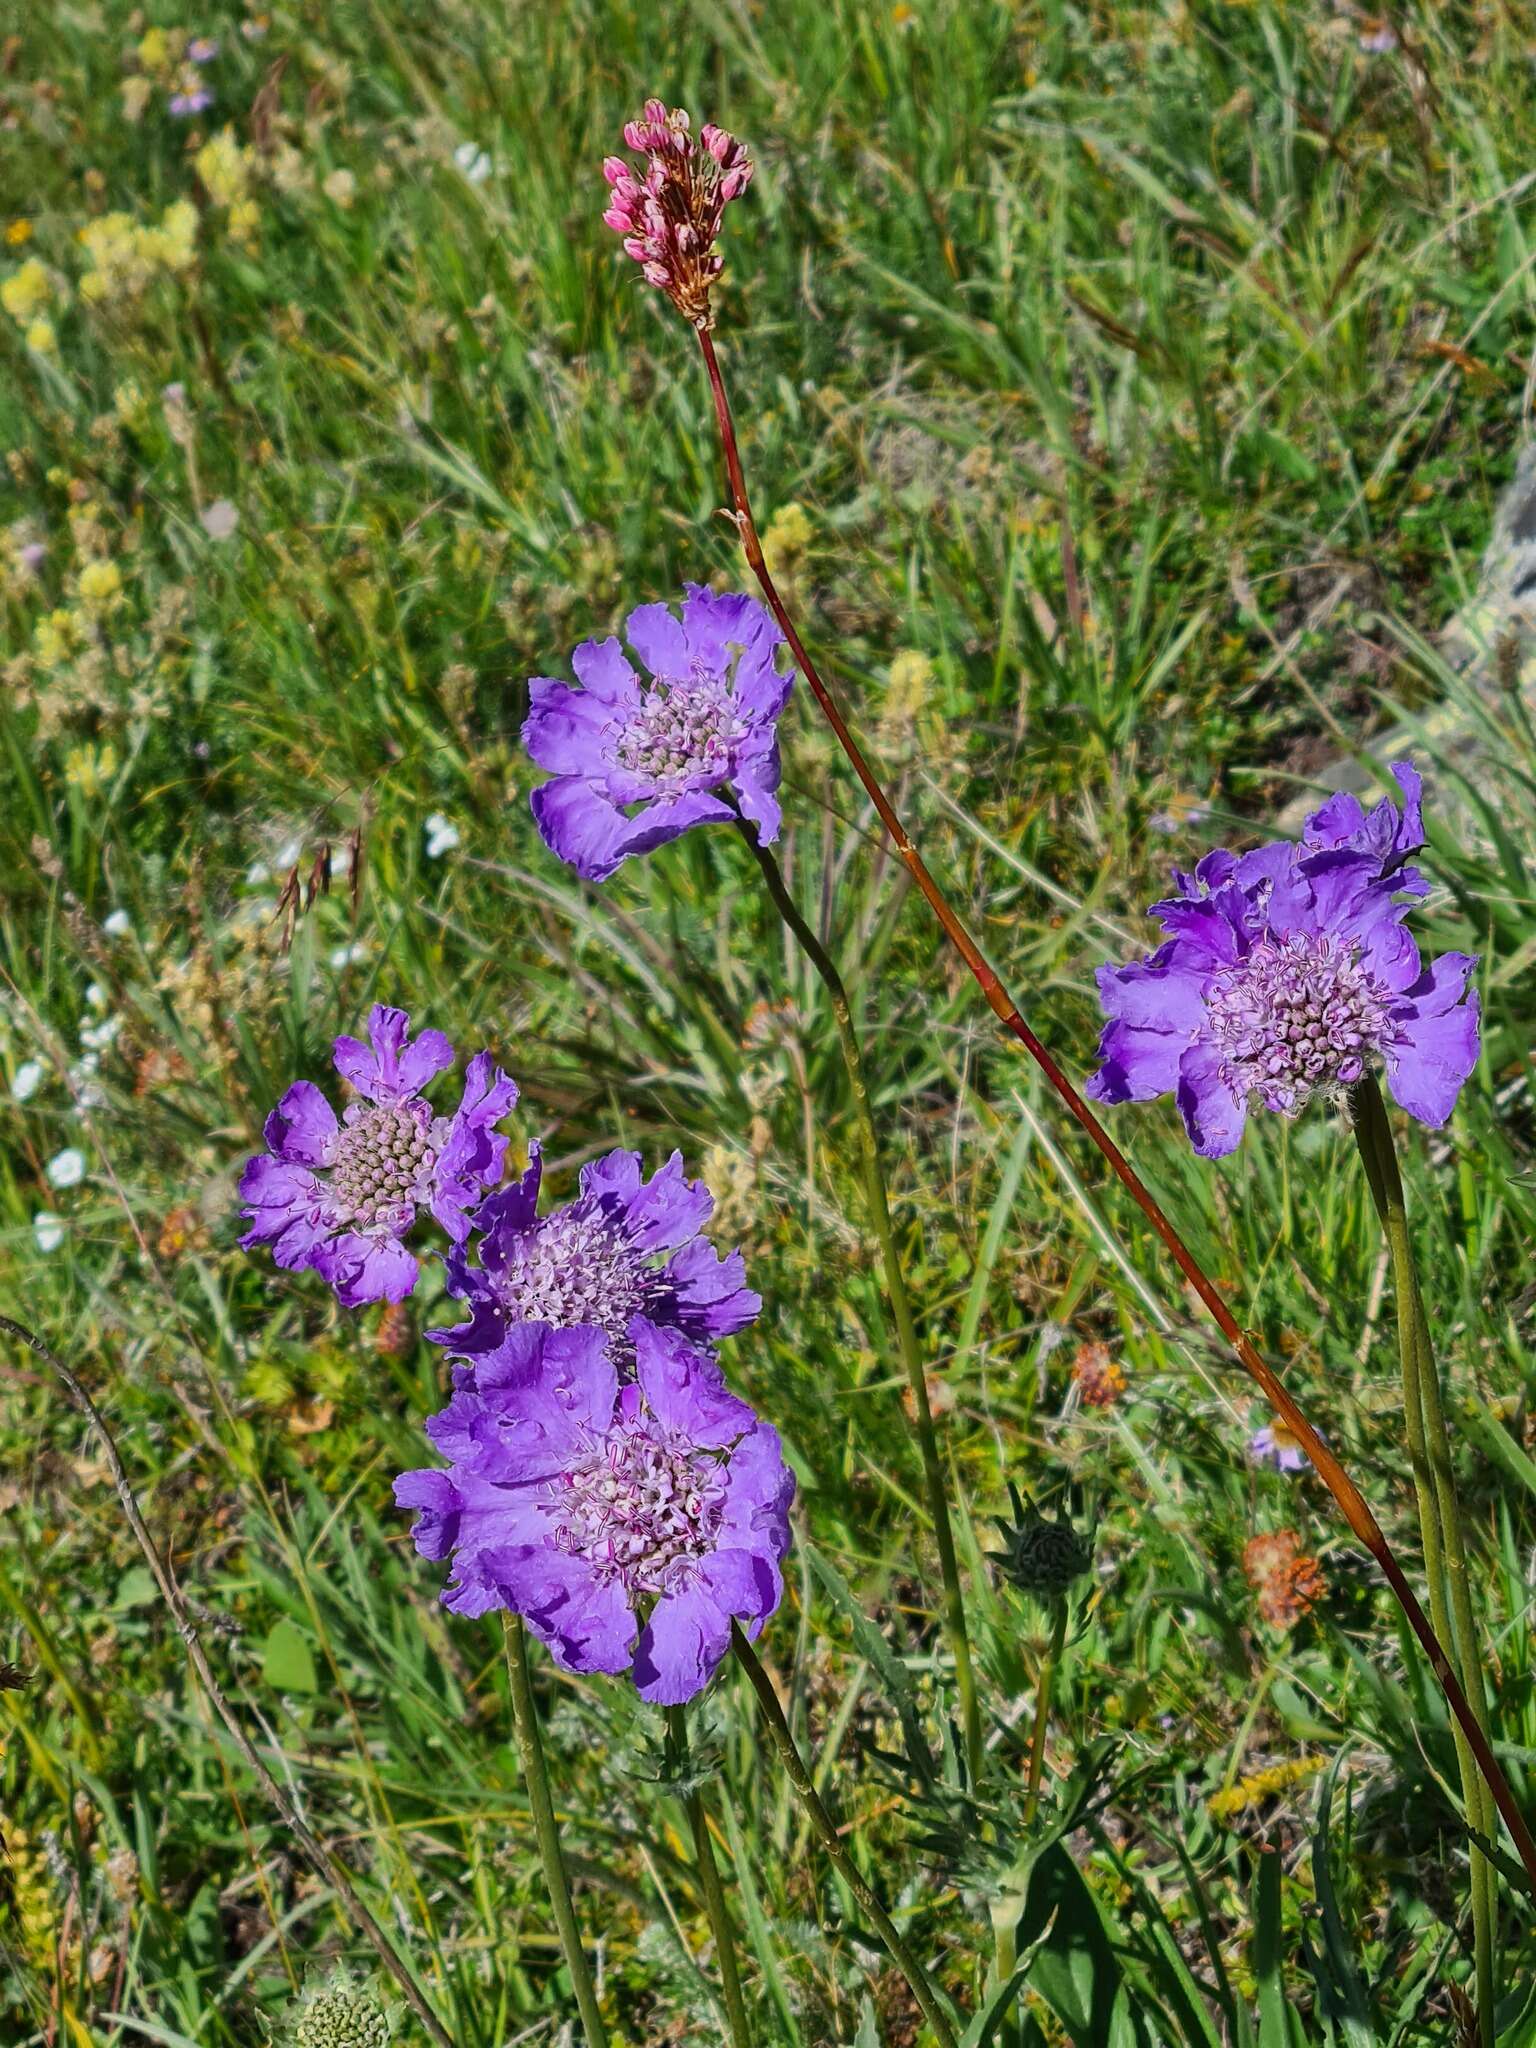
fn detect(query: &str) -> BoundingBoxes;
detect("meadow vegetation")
[4,2,1536,2042]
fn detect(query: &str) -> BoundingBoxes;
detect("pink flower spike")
[598,97,754,329]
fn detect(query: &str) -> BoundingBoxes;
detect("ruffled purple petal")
[530,775,634,881]
[660,1238,762,1340]
[679,584,782,680]
[634,1324,757,1447]
[523,677,619,777]
[609,789,735,865]
[619,1150,714,1252]
[1086,955,1208,1106]
[313,1231,419,1306]
[263,1080,338,1166]
[717,1423,796,1554]
[1175,1041,1247,1158]
[731,747,783,844]
[431,1052,517,1243]
[570,635,642,708]
[633,1548,783,1703]
[238,1152,321,1246]
[491,1545,637,1674]
[624,600,689,679]
[1385,953,1480,1127]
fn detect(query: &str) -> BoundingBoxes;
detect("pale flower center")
[549,1417,728,1594]
[328,1101,437,1227]
[613,670,745,793]
[1207,932,1392,1114]
[492,1206,654,1346]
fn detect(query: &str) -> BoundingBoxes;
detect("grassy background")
[4,0,1536,2041]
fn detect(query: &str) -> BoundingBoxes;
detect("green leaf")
[113,1566,159,1612]
[1011,1842,1151,2048]
[261,1618,319,1695]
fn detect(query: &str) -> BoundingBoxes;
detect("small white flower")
[102,909,132,937]
[69,1053,104,1108]
[46,1147,86,1189]
[424,812,461,858]
[80,1016,123,1053]
[12,1059,43,1102]
[33,1211,65,1253]
[245,860,271,885]
[85,982,108,1012]
[201,498,239,541]
[329,940,368,969]
[454,141,493,185]
[274,835,303,870]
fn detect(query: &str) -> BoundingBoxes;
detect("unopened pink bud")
[719,165,751,201]
[601,155,629,186]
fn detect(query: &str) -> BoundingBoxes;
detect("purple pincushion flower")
[395,1320,794,1702]
[523,585,791,881]
[1248,1424,1308,1474]
[240,1004,516,1306]
[433,1142,760,1372]
[1087,761,1479,1157]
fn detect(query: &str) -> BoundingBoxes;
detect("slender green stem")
[1023,1601,1069,1827]
[732,1628,960,2048]
[665,1707,753,2048]
[1349,1079,1496,2043]
[737,819,983,1783]
[503,1616,608,2048]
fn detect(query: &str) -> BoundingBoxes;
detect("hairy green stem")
[732,1628,960,2048]
[737,819,982,1782]
[503,1616,608,2048]
[665,1706,753,2048]
[1349,1079,1496,2042]
[1023,1601,1069,1828]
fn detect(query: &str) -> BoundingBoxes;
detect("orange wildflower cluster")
[1071,1340,1127,1409]
[1243,1530,1325,1629]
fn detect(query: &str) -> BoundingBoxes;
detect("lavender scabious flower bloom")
[524,585,790,881]
[395,1321,794,1703]
[240,1004,516,1306]
[1087,763,1479,1157]
[169,85,214,116]
[1248,1424,1307,1474]
[434,1142,759,1372]
[601,99,752,329]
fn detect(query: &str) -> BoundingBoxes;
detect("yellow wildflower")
[76,559,123,613]
[136,26,176,71]
[1,257,51,323]
[64,742,119,798]
[113,380,149,430]
[6,219,33,247]
[137,200,198,274]
[196,128,250,209]
[761,501,813,580]
[323,168,357,209]
[34,608,82,665]
[1207,1756,1325,1821]
[227,197,261,248]
[121,75,154,123]
[23,317,57,356]
[78,212,146,302]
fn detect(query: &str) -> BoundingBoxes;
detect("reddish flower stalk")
[689,320,1536,1890]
